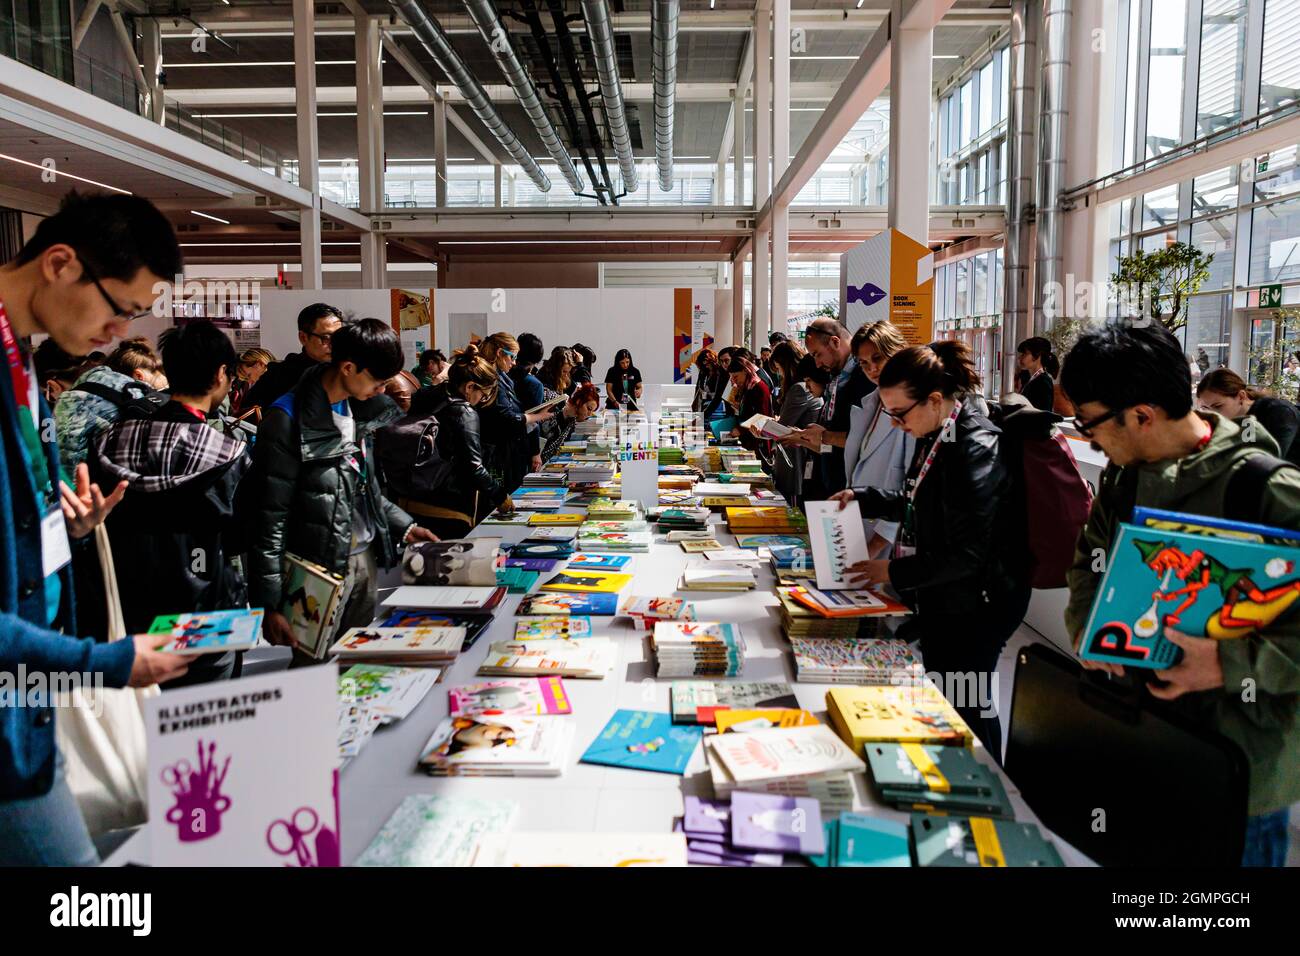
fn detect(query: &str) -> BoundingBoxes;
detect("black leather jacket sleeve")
[855,486,908,522]
[887,423,1004,595]
[449,404,505,505]
[248,406,300,611]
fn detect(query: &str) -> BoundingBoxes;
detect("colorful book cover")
[806,500,871,590]
[734,534,810,550]
[1133,506,1300,547]
[1080,521,1300,669]
[682,796,731,840]
[911,814,1063,868]
[579,709,704,775]
[280,553,351,659]
[354,795,519,867]
[528,513,585,526]
[417,715,572,775]
[503,557,561,572]
[448,677,572,718]
[833,813,911,867]
[680,539,724,553]
[378,610,492,648]
[148,608,264,654]
[707,725,864,784]
[509,543,576,560]
[669,680,799,724]
[713,709,820,734]
[523,527,579,542]
[728,792,826,855]
[514,617,595,639]
[329,626,466,658]
[826,685,974,750]
[516,592,619,616]
[864,742,998,795]
[538,570,633,594]
[401,538,501,587]
[566,553,632,572]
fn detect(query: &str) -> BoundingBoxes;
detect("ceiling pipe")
[650,0,679,191]
[388,0,551,191]
[580,0,639,193]
[460,0,584,193]
[545,0,620,204]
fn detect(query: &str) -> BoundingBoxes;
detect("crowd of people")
[1,190,1297,868]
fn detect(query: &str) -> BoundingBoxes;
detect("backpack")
[1114,451,1300,525]
[985,401,1094,589]
[72,379,168,422]
[374,395,452,498]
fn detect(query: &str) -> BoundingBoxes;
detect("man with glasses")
[241,302,344,414]
[0,191,194,865]
[1061,320,1300,867]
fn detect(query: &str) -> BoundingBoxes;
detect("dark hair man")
[241,302,344,413]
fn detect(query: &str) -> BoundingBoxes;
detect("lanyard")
[907,400,962,503]
[0,300,53,500]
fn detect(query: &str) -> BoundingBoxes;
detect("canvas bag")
[54,523,158,836]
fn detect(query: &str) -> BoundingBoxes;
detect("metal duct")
[650,0,678,191]
[1003,0,1038,394]
[581,0,638,193]
[388,0,551,192]
[1034,0,1070,334]
[461,0,584,193]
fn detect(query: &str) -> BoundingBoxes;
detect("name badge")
[893,543,917,559]
[41,506,72,577]
[803,457,815,480]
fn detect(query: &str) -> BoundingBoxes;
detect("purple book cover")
[674,815,726,844]
[683,796,730,838]
[729,792,826,856]
[687,839,783,867]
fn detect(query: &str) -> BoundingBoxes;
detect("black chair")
[1005,643,1248,867]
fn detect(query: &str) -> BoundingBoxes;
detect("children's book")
[401,538,502,587]
[354,795,518,867]
[911,813,1063,868]
[473,832,687,867]
[516,591,620,616]
[579,709,703,775]
[670,680,800,725]
[522,527,579,543]
[147,608,264,654]
[381,586,506,613]
[680,539,724,553]
[707,725,864,785]
[1080,521,1300,668]
[329,626,466,664]
[418,715,574,777]
[734,534,810,550]
[810,814,912,867]
[728,792,826,855]
[448,677,572,718]
[503,557,562,572]
[514,617,594,639]
[1132,506,1300,547]
[528,513,585,526]
[713,709,820,734]
[825,684,974,750]
[806,500,871,591]
[564,552,632,572]
[338,664,439,723]
[280,553,353,659]
[477,638,615,679]
[538,569,633,594]
[509,543,575,560]
[377,610,493,648]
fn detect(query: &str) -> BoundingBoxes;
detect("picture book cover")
[509,486,569,502]
[680,539,724,553]
[833,813,912,867]
[145,667,339,866]
[473,832,687,867]
[565,553,633,572]
[401,538,502,587]
[682,795,730,839]
[538,570,634,594]
[734,534,810,550]
[448,677,572,718]
[1079,521,1300,669]
[864,742,998,796]
[1132,506,1300,547]
[670,680,800,724]
[354,795,519,867]
[510,543,575,560]
[707,725,865,785]
[528,513,585,526]
[806,500,871,591]
[517,592,620,616]
[478,638,615,679]
[618,596,695,620]
[729,792,826,855]
[377,610,492,648]
[826,684,974,750]
[417,715,573,776]
[280,553,352,659]
[329,626,466,659]
[503,557,561,572]
[514,617,595,639]
[147,608,264,654]
[579,709,704,775]
[338,664,439,723]
[911,814,1063,868]
[713,709,820,734]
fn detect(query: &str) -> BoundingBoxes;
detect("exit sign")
[1261,284,1284,309]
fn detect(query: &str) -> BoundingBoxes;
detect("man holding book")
[1062,320,1300,867]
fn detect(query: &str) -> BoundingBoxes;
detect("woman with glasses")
[476,332,552,517]
[829,340,1029,761]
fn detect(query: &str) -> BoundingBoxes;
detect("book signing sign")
[839,228,934,347]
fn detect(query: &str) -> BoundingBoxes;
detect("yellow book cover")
[825,684,973,750]
[528,513,585,526]
[680,539,723,553]
[539,570,634,594]
[714,709,821,733]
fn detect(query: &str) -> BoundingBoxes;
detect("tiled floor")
[993,623,1299,867]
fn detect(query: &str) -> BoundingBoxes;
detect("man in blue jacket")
[0,191,193,865]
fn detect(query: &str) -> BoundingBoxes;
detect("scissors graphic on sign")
[266,806,339,867]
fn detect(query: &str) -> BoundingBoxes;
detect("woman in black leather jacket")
[830,340,1030,761]
[398,345,515,538]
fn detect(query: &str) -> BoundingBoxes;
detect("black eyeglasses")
[305,330,335,344]
[883,399,921,424]
[1072,407,1124,437]
[78,255,153,321]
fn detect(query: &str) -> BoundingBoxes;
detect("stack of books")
[864,743,1014,818]
[481,510,534,526]
[512,486,571,511]
[808,813,912,868]
[911,814,1063,867]
[670,680,799,724]
[586,497,642,521]
[568,460,617,484]
[770,546,817,585]
[725,506,809,534]
[658,446,686,466]
[652,506,711,532]
[495,565,540,594]
[675,796,785,867]
[717,470,774,489]
[617,595,696,631]
[329,625,466,665]
[781,584,910,619]
[652,621,745,678]
[680,566,756,591]
[704,725,866,814]
[477,637,617,679]
[825,683,975,751]
[516,592,619,616]
[790,637,923,685]
[776,589,860,639]
[521,526,578,544]
[378,608,495,650]
[449,676,573,718]
[577,526,653,552]
[337,664,441,762]
[417,715,575,777]
[509,540,576,561]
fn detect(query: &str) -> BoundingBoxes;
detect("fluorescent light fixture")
[856,0,865,7]
[933,54,960,59]
[164,60,356,67]
[0,152,129,194]
[190,210,230,224]
[190,111,429,118]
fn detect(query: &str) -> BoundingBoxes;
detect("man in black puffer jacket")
[245,319,437,654]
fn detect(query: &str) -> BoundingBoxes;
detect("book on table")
[329,625,466,665]
[477,637,616,679]
[538,569,633,594]
[728,792,826,856]
[910,813,1063,867]
[789,637,922,684]
[706,724,865,786]
[513,616,595,639]
[448,676,572,718]
[669,680,800,725]
[825,684,975,750]
[808,813,912,868]
[338,663,440,724]
[354,795,519,867]
[516,591,620,616]
[472,832,688,867]
[417,714,574,777]
[651,621,745,678]
[579,709,704,775]
[713,709,820,733]
[400,538,502,586]
[381,585,507,613]
[677,797,784,867]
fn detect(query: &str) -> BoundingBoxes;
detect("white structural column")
[732,31,753,207]
[141,17,164,123]
[888,0,934,242]
[494,165,503,207]
[293,0,323,289]
[751,0,772,349]
[771,0,791,340]
[434,97,448,207]
[356,13,387,288]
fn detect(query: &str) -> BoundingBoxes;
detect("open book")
[740,414,795,439]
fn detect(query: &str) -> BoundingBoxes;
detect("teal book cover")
[835,814,911,867]
[864,743,998,796]
[1080,521,1300,669]
[580,710,703,775]
[911,814,1063,868]
[878,778,1014,819]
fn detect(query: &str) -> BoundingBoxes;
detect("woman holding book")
[767,344,823,506]
[539,383,602,461]
[727,348,774,456]
[829,340,1029,761]
[840,321,915,556]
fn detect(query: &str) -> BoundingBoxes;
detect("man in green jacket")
[1061,320,1300,866]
